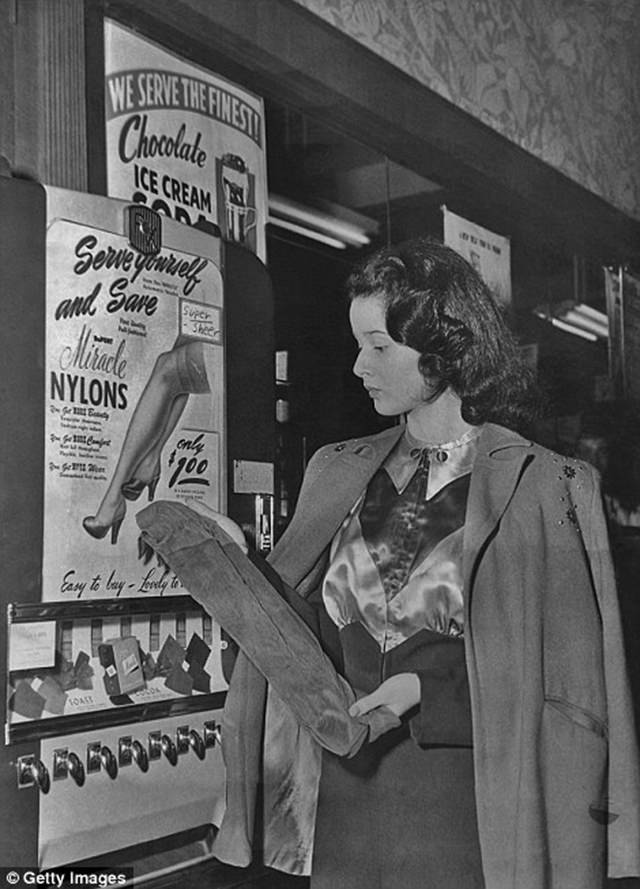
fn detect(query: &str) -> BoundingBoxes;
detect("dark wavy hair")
[346,237,541,431]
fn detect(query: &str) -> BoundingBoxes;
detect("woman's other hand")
[187,501,248,553]
[348,673,420,719]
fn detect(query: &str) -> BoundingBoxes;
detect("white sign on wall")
[443,206,511,307]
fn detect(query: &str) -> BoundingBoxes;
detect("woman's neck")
[405,389,476,446]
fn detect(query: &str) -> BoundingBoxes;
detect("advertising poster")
[104,19,267,260]
[4,189,230,727]
[442,206,512,307]
[42,190,225,605]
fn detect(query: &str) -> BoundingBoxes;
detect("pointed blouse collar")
[384,425,483,499]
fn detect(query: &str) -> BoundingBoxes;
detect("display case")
[6,596,230,745]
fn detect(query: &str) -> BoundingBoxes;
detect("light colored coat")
[214,422,640,888]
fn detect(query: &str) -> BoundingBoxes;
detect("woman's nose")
[353,349,367,378]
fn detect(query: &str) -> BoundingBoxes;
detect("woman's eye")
[372,345,386,353]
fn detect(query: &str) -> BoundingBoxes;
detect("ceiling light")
[548,316,598,342]
[572,303,608,325]
[267,215,347,250]
[563,309,608,339]
[268,193,373,248]
[534,301,608,342]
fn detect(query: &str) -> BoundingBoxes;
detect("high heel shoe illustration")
[82,501,126,545]
[121,465,161,502]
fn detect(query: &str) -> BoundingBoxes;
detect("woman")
[138,238,640,889]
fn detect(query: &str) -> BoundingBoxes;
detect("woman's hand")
[348,672,421,719]
[187,501,248,553]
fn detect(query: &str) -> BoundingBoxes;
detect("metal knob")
[67,752,85,787]
[100,745,118,780]
[188,729,206,760]
[31,759,50,794]
[131,739,149,773]
[160,734,178,766]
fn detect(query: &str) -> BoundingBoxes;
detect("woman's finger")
[349,692,380,718]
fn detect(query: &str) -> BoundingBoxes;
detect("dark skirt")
[310,621,484,889]
[310,724,484,889]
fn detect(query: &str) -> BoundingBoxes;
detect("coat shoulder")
[312,425,402,460]
[527,440,599,486]
[517,440,601,531]
[300,426,403,493]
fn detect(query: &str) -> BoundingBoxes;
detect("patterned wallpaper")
[291,0,640,221]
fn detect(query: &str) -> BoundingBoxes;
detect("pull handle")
[100,745,118,780]
[132,739,149,773]
[188,729,206,760]
[67,752,85,787]
[160,734,178,766]
[32,759,51,794]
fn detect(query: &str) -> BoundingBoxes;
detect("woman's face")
[349,295,427,416]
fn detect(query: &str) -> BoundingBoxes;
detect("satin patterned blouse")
[322,426,481,653]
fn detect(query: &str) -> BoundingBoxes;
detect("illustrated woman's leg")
[121,394,188,501]
[83,341,211,543]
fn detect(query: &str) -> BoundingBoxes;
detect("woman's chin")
[371,399,399,416]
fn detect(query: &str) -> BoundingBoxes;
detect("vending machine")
[0,176,274,877]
